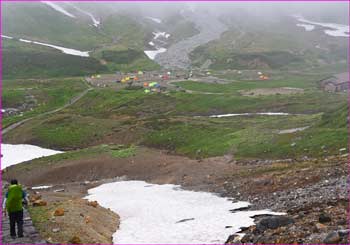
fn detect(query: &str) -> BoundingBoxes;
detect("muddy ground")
[3,147,349,244]
[239,87,304,96]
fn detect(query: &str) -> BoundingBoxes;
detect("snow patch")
[1,144,62,169]
[153,32,170,39]
[1,35,13,39]
[209,112,291,118]
[294,15,349,37]
[19,38,32,43]
[148,41,155,46]
[42,1,76,18]
[86,180,283,244]
[9,37,90,57]
[70,4,100,27]
[296,23,315,31]
[32,185,53,190]
[146,17,162,24]
[144,48,167,60]
[278,126,309,134]
[32,40,90,57]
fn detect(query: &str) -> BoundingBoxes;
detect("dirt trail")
[2,87,93,136]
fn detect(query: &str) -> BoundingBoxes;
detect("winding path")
[2,87,92,136]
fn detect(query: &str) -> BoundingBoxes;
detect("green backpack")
[6,184,23,213]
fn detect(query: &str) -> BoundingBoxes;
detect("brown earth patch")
[27,186,119,244]
[240,87,304,96]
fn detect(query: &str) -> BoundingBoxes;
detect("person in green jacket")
[2,179,27,238]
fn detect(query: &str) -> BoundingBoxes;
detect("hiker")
[2,179,28,239]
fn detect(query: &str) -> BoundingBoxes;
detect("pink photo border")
[0,0,349,244]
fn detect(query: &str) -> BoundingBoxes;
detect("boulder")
[338,229,350,237]
[225,234,242,244]
[323,231,340,244]
[33,200,47,207]
[85,216,91,224]
[315,223,327,232]
[256,216,294,233]
[29,194,42,202]
[54,208,65,216]
[52,228,60,233]
[319,213,331,223]
[87,200,98,208]
[69,236,81,244]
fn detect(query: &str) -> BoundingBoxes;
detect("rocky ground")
[223,155,349,244]
[2,181,119,244]
[155,10,227,69]
[2,148,349,244]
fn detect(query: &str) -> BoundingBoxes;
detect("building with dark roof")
[320,72,349,92]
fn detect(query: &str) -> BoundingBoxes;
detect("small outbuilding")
[320,73,349,92]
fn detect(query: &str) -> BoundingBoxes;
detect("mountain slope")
[2,39,107,79]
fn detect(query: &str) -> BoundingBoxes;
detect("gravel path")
[2,209,46,244]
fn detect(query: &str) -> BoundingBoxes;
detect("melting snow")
[42,1,76,18]
[147,17,162,24]
[1,144,62,170]
[294,15,349,37]
[32,40,90,57]
[278,126,309,134]
[7,36,90,57]
[296,23,315,31]
[144,48,167,60]
[1,35,13,39]
[86,180,283,244]
[70,4,100,27]
[209,112,290,118]
[148,41,155,46]
[32,185,53,190]
[153,32,170,39]
[19,38,32,43]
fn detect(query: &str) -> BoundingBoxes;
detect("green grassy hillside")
[190,16,348,71]
[4,72,347,159]
[2,39,108,79]
[2,2,109,50]
[2,78,87,128]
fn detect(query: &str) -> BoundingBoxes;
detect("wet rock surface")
[2,209,46,244]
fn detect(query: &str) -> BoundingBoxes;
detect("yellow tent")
[138,71,144,75]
